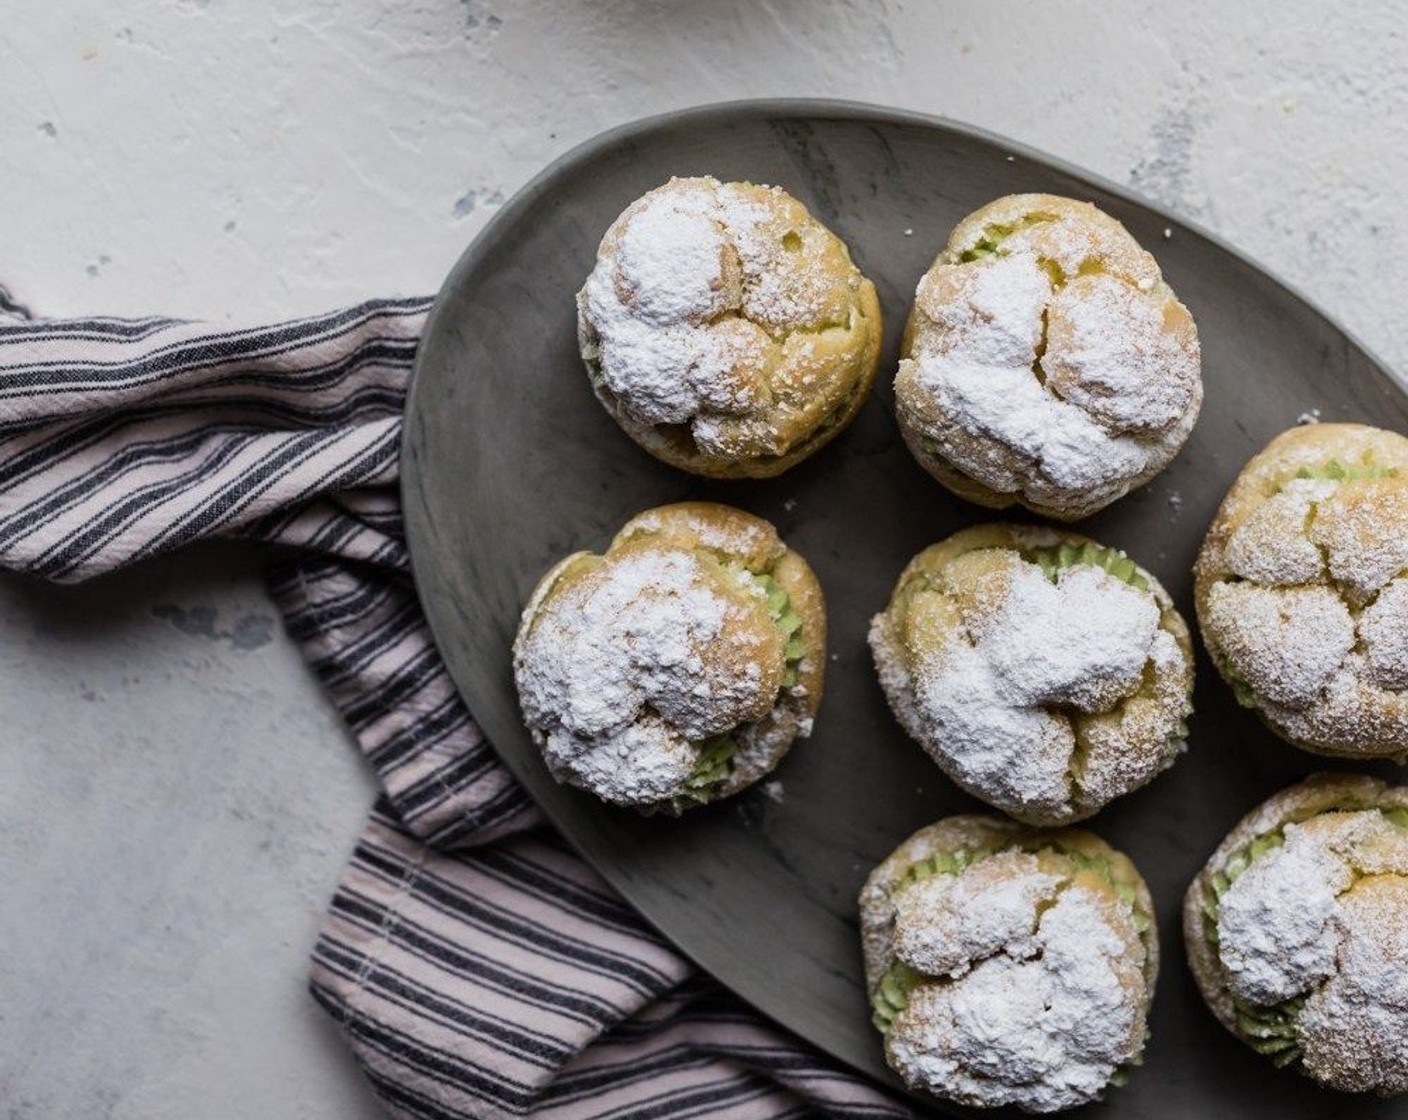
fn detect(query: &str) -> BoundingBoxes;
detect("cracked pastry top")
[895,193,1202,520]
[1184,773,1408,1095]
[1195,423,1408,760]
[512,501,825,813]
[869,523,1193,825]
[860,815,1157,1113]
[576,176,882,479]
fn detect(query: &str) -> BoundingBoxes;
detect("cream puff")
[1184,773,1408,1094]
[896,194,1201,519]
[860,815,1157,1112]
[512,502,825,812]
[869,524,1193,825]
[1195,423,1408,760]
[577,176,882,478]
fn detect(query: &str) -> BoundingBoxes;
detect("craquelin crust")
[513,502,825,811]
[859,815,1157,1111]
[1194,423,1408,760]
[870,523,1194,825]
[896,193,1201,520]
[577,176,882,479]
[1183,773,1408,1094]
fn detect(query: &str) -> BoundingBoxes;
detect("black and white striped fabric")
[0,285,913,1120]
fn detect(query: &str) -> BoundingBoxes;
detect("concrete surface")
[0,547,381,1119]
[2,1,1404,1117]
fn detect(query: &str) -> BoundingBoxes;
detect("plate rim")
[409,97,1401,415]
[401,97,1405,1098]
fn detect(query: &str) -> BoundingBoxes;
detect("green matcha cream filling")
[1214,655,1260,709]
[956,214,1056,263]
[958,234,1007,263]
[673,574,807,807]
[1023,539,1150,592]
[1291,459,1398,483]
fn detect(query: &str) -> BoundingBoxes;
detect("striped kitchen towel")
[0,285,912,1120]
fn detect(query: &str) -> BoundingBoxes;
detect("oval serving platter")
[403,100,1408,1117]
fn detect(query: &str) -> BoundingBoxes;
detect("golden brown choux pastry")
[896,194,1201,519]
[1195,423,1408,760]
[869,523,1193,825]
[1184,773,1408,1094]
[577,176,881,478]
[513,502,825,812]
[860,815,1157,1111]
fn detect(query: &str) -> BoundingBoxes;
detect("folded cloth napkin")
[0,284,913,1120]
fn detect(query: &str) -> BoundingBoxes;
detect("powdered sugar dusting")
[893,850,1060,977]
[616,191,730,324]
[907,632,1076,818]
[578,176,877,466]
[1223,478,1334,585]
[582,180,761,427]
[1267,657,1408,757]
[514,548,772,806]
[1204,582,1356,708]
[871,545,1189,824]
[971,563,1157,711]
[616,504,770,561]
[1045,273,1196,433]
[913,250,1047,367]
[721,192,836,328]
[885,861,1146,1112]
[1216,823,1351,1004]
[1362,578,1408,689]
[1213,809,1408,1093]
[1198,426,1408,757]
[1311,480,1408,603]
[1299,876,1408,1093]
[896,200,1200,518]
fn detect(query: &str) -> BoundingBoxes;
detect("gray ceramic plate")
[403,100,1408,1117]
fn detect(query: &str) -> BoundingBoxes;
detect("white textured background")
[2,2,1403,1116]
